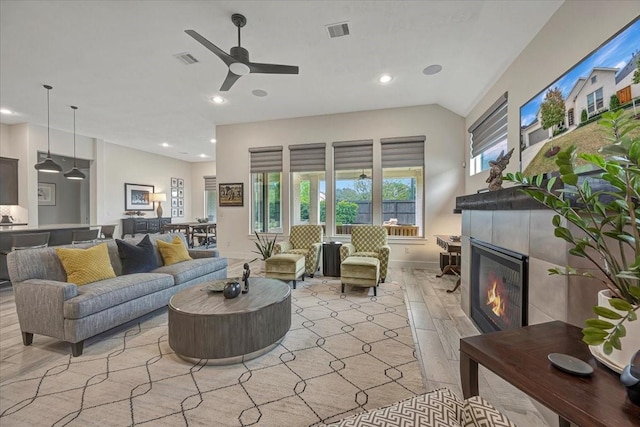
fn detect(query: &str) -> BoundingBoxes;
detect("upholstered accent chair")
[340,225,390,282]
[274,225,323,277]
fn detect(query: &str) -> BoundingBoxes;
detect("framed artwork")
[219,182,244,207]
[37,182,56,206]
[171,188,178,198]
[178,198,184,207]
[178,188,184,198]
[178,178,184,188]
[171,208,178,217]
[178,208,184,217]
[171,177,178,187]
[171,198,178,207]
[124,183,154,211]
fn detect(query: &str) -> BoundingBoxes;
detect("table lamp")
[150,193,167,218]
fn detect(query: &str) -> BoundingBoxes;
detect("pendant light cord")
[72,106,78,167]
[46,86,51,156]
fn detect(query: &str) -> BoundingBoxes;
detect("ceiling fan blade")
[220,70,242,91]
[185,30,234,66]
[248,62,299,75]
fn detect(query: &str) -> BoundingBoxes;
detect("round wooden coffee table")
[168,278,291,364]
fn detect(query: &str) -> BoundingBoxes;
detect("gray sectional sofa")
[7,233,227,356]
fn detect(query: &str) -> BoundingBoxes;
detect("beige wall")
[464,0,640,193]
[217,104,466,266]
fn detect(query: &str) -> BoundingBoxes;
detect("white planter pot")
[590,289,640,371]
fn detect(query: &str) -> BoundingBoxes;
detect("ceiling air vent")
[326,22,350,38]
[174,52,199,65]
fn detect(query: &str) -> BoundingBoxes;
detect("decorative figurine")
[486,147,514,191]
[242,262,251,293]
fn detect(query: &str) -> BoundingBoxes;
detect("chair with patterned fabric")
[340,225,390,282]
[273,225,324,278]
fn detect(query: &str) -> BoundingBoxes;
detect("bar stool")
[71,229,99,244]
[10,232,51,251]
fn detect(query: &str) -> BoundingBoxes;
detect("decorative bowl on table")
[206,278,241,293]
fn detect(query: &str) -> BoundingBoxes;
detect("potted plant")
[251,231,279,271]
[506,109,639,366]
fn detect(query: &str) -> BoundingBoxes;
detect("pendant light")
[64,106,86,180]
[34,85,63,173]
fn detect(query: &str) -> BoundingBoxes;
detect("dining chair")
[98,224,116,240]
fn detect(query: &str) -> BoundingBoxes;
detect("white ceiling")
[0,0,563,162]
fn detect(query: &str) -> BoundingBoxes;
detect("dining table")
[162,222,216,248]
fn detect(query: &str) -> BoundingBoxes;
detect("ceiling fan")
[359,169,371,180]
[185,13,299,91]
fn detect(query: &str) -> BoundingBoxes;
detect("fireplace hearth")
[470,239,528,333]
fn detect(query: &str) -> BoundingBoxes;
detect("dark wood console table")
[460,321,640,427]
[435,234,461,292]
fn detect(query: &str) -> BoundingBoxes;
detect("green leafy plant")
[505,109,640,355]
[252,231,279,260]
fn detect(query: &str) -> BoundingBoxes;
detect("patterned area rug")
[0,278,424,426]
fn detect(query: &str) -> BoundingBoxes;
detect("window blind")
[289,143,326,172]
[333,139,373,170]
[469,92,508,158]
[204,176,216,190]
[249,146,283,173]
[380,135,425,168]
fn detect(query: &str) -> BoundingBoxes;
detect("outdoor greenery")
[506,110,640,354]
[335,200,358,225]
[581,108,588,123]
[540,87,566,131]
[610,94,620,111]
[634,56,640,84]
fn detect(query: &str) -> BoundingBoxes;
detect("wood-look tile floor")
[0,260,549,426]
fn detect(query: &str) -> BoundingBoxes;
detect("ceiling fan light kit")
[185,13,299,91]
[34,85,63,173]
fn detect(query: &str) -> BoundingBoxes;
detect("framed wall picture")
[124,183,154,211]
[219,182,243,207]
[178,198,184,207]
[178,208,184,217]
[171,177,178,187]
[171,188,178,198]
[171,198,178,207]
[37,182,56,206]
[171,208,178,217]
[178,188,184,198]
[178,178,184,188]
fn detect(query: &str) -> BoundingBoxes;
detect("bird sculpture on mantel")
[486,147,515,191]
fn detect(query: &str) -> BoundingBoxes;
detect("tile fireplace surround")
[456,187,605,329]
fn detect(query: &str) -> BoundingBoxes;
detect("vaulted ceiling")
[0,1,563,162]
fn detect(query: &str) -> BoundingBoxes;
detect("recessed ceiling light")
[423,64,443,75]
[252,89,268,97]
[378,74,393,84]
[210,138,217,143]
[199,154,208,158]
[210,96,226,104]
[0,108,14,115]
[161,142,170,147]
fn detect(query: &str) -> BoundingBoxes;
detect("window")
[289,143,326,226]
[333,140,373,235]
[469,92,508,176]
[381,136,425,237]
[250,146,283,232]
[587,87,603,115]
[204,176,217,222]
[591,75,597,84]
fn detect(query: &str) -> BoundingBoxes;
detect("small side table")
[323,242,342,277]
[435,234,461,293]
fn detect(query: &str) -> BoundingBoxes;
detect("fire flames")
[487,281,505,317]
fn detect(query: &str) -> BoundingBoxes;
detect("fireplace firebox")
[470,239,528,333]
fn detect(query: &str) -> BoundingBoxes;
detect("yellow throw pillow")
[55,243,116,286]
[157,236,192,266]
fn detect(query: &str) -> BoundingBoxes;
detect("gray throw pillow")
[116,234,159,274]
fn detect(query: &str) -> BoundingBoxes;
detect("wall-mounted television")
[520,15,640,177]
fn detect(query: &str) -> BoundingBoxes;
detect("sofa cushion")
[63,273,174,319]
[322,388,463,427]
[153,257,228,286]
[55,243,117,286]
[157,236,192,266]
[462,396,517,427]
[116,234,159,275]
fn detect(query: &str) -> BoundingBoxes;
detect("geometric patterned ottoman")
[340,256,380,296]
[321,388,517,427]
[265,253,305,289]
